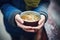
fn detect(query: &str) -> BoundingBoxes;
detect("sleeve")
[33,3,48,23]
[1,4,22,27]
[0,0,10,9]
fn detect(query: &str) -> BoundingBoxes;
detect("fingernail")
[38,22,40,25]
[22,21,24,23]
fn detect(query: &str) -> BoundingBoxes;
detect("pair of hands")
[15,14,45,32]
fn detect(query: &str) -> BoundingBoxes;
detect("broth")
[21,12,40,22]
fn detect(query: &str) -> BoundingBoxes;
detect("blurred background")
[0,10,12,40]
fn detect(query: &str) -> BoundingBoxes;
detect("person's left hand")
[31,15,45,32]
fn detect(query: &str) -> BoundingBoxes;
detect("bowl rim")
[20,11,40,15]
[20,11,41,22]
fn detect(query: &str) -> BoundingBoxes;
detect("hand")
[15,14,35,32]
[31,15,45,40]
[31,15,45,31]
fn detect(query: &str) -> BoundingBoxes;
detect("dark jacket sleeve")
[33,3,48,23]
[0,0,10,9]
[1,4,22,27]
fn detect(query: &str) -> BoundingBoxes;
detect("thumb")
[15,14,24,24]
[38,15,45,25]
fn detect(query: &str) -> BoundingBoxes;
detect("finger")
[15,20,22,27]
[31,21,44,30]
[15,14,24,24]
[16,20,33,29]
[37,21,44,30]
[24,29,35,32]
[38,15,45,25]
[16,20,35,32]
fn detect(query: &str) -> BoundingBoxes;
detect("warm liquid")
[21,12,40,22]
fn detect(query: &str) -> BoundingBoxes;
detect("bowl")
[20,11,41,26]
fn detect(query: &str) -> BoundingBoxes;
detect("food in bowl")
[20,11,41,26]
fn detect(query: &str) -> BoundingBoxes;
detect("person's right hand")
[15,14,35,32]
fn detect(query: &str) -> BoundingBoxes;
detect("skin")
[15,14,45,32]
[15,0,45,32]
[14,1,46,40]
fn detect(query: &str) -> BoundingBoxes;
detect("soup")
[21,12,40,22]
